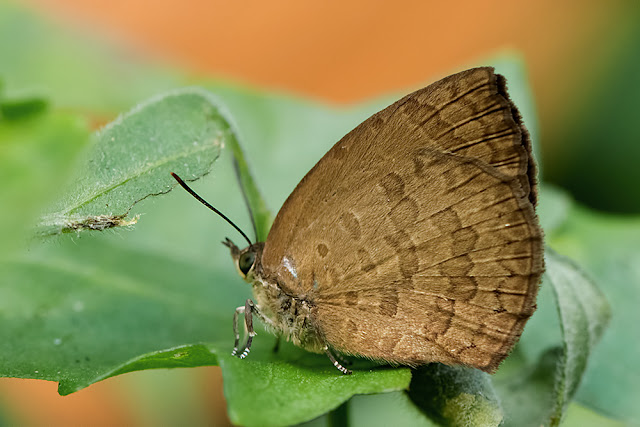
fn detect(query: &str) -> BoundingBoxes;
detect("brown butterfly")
[172,67,544,374]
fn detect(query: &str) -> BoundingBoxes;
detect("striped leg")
[334,351,352,367]
[238,299,256,359]
[324,346,352,375]
[232,299,281,359]
[231,305,245,357]
[232,299,258,359]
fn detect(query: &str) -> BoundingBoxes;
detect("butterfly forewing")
[260,67,543,372]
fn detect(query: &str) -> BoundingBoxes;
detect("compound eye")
[238,251,256,275]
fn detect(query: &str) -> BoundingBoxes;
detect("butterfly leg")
[232,299,279,359]
[334,351,352,366]
[239,299,256,359]
[231,304,245,357]
[324,346,352,375]
[232,299,258,359]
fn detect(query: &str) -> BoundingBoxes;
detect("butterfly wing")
[260,67,543,372]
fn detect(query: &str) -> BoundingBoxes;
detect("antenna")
[170,172,253,246]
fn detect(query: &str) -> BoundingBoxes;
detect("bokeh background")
[1,0,638,425]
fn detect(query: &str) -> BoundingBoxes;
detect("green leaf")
[545,249,611,425]
[38,89,226,236]
[104,344,219,375]
[220,354,411,427]
[407,365,503,427]
[0,236,245,393]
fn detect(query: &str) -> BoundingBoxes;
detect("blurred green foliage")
[0,2,638,426]
[548,205,640,419]
[0,3,181,113]
[0,89,89,256]
[544,4,640,213]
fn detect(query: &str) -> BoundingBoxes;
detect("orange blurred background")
[17,1,614,122]
[2,0,636,424]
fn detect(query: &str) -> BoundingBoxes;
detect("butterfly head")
[223,238,264,281]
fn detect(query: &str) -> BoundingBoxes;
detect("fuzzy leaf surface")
[38,89,226,236]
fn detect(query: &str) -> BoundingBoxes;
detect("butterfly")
[172,67,544,374]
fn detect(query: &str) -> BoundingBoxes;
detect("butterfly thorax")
[236,243,325,353]
[250,274,324,352]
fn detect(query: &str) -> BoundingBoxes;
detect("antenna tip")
[171,172,185,185]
